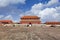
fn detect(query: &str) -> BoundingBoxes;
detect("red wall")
[20,21,41,24]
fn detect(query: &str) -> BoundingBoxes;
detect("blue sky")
[0,0,60,23]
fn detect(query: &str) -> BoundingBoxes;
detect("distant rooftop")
[0,20,12,22]
[46,21,60,23]
[45,21,60,24]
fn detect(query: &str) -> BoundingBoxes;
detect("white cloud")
[29,4,60,22]
[47,0,59,6]
[24,3,44,16]
[19,14,24,17]
[39,7,60,22]
[0,0,26,7]
[4,15,13,20]
[38,8,56,19]
[53,13,59,18]
[0,15,4,18]
[4,15,20,22]
[31,3,44,10]
[25,0,60,22]
[30,3,44,15]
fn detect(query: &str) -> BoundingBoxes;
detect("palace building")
[0,20,13,24]
[20,16,41,24]
[45,22,60,25]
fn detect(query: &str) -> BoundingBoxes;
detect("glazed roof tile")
[21,16,40,19]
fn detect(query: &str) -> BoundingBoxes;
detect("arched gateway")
[20,16,41,24]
